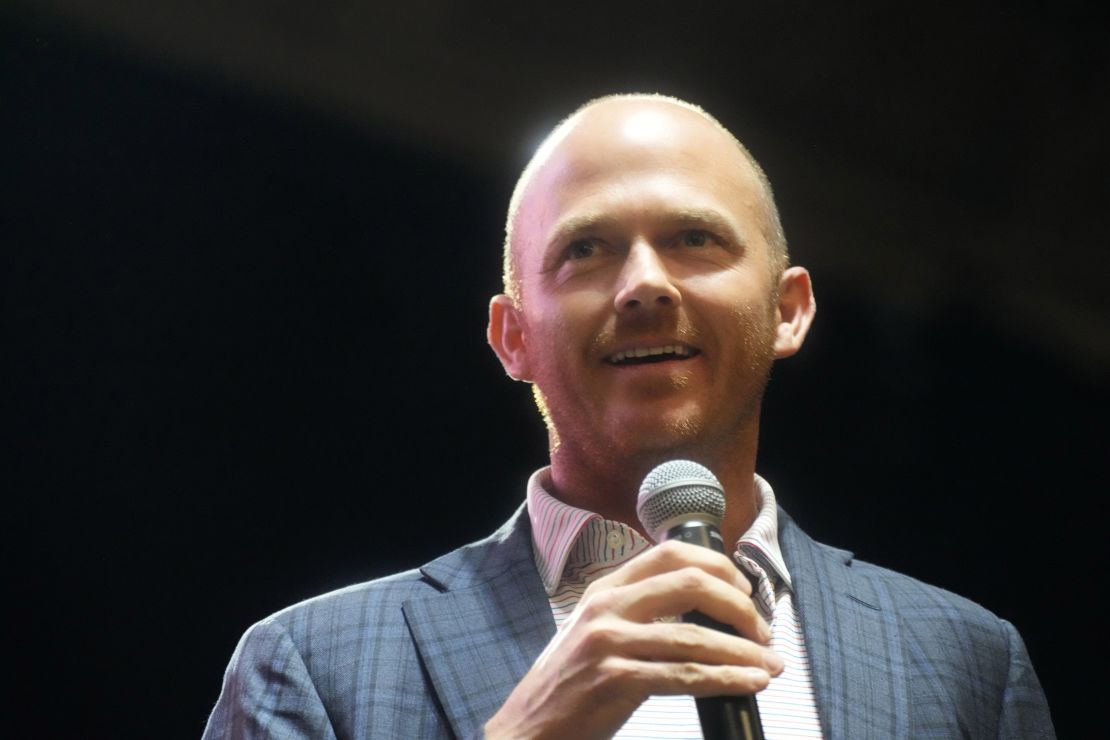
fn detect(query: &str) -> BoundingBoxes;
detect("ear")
[488,294,533,381]
[773,266,816,359]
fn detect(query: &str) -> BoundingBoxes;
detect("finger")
[613,621,783,675]
[601,655,774,699]
[589,539,752,596]
[599,566,771,643]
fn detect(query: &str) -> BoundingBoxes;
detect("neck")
[547,425,763,548]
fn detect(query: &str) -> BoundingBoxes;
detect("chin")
[608,410,707,455]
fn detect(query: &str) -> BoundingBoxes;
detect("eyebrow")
[667,207,745,242]
[544,212,619,255]
[545,206,746,255]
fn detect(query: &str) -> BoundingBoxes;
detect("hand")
[484,540,784,739]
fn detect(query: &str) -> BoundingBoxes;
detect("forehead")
[513,100,767,258]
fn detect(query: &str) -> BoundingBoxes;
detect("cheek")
[522,311,576,373]
[528,292,606,348]
[728,306,777,366]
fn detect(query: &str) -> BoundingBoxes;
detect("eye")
[566,239,600,260]
[680,230,710,247]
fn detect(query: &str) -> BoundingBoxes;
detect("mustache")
[588,319,705,357]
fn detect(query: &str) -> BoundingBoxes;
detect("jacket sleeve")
[202,619,339,740]
[996,619,1055,739]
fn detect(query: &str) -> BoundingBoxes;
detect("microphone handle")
[684,609,766,740]
[666,522,766,740]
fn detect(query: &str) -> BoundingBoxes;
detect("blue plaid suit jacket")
[203,506,1054,739]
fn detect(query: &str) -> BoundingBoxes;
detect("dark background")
[5,3,1106,737]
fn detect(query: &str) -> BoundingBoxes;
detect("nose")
[613,241,681,313]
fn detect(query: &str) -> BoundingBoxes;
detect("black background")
[5,4,1106,738]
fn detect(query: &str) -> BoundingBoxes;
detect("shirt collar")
[526,467,650,595]
[526,466,793,595]
[741,475,792,589]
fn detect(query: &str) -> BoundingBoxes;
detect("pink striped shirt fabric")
[525,468,823,738]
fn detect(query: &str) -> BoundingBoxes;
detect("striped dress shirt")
[526,468,823,739]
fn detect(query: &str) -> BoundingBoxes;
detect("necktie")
[734,541,776,623]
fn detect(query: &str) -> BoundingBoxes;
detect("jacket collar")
[779,507,911,739]
[402,505,555,739]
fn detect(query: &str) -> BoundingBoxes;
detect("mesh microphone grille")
[636,460,725,541]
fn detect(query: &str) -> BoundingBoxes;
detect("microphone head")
[636,460,726,542]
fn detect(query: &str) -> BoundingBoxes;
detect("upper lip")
[603,341,700,364]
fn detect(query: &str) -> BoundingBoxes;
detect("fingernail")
[765,651,784,674]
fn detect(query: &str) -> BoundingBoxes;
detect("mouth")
[604,343,700,366]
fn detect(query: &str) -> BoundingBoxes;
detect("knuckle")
[576,600,602,622]
[596,657,644,696]
[657,539,685,554]
[674,661,704,688]
[596,656,626,682]
[670,624,703,651]
[579,620,621,655]
[675,566,706,591]
[581,579,604,600]
[655,539,689,564]
[579,589,615,619]
[585,569,617,591]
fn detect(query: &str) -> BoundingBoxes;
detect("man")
[203,95,1054,738]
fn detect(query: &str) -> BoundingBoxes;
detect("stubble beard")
[536,304,778,484]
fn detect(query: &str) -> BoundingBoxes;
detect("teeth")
[610,344,692,363]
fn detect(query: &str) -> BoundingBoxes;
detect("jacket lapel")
[401,504,913,738]
[402,506,555,739]
[779,509,911,739]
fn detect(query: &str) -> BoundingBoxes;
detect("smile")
[605,344,699,365]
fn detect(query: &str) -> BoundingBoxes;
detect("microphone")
[637,460,765,740]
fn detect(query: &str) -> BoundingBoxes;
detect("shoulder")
[845,553,1052,736]
[849,552,1015,650]
[779,507,1021,671]
[851,551,997,616]
[247,504,533,653]
[782,507,1004,624]
[779,510,1054,736]
[217,567,436,726]
[258,566,432,642]
[780,510,1056,727]
[210,507,535,737]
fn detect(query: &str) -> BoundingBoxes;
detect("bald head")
[502,94,788,304]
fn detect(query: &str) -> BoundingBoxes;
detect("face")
[491,100,805,470]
